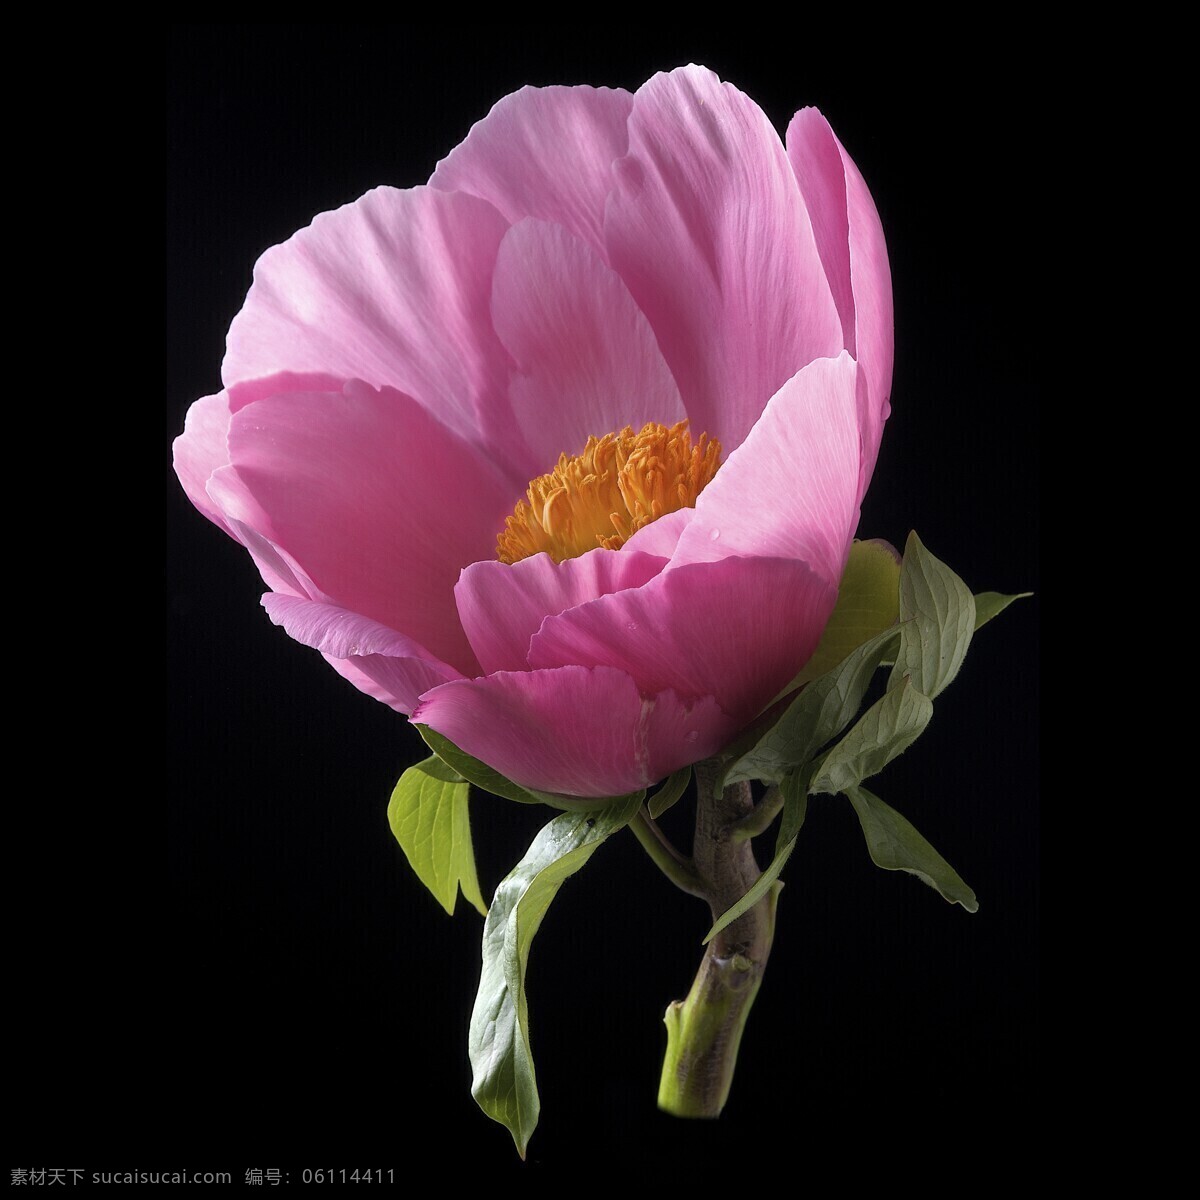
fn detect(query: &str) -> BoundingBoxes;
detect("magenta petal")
[224,380,514,675]
[605,65,843,453]
[788,109,894,492]
[221,186,520,470]
[173,391,233,535]
[430,84,633,261]
[671,353,862,585]
[263,594,463,714]
[412,667,730,797]
[456,548,667,675]
[491,219,685,470]
[529,556,838,723]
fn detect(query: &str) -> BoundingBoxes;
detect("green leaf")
[791,538,902,686]
[846,786,978,912]
[973,590,1032,630]
[891,531,976,699]
[387,756,486,917]
[812,676,934,795]
[416,725,635,811]
[468,793,644,1158]
[724,624,901,786]
[648,767,691,820]
[703,769,810,944]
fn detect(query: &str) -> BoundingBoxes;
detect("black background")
[79,24,1037,1174]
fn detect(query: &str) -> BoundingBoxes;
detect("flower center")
[497,420,723,564]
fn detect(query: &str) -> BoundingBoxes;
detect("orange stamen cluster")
[497,420,723,565]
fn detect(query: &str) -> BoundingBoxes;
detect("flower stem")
[657,762,780,1118]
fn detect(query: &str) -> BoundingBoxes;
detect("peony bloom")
[173,64,892,798]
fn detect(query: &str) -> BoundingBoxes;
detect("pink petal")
[787,109,893,493]
[620,508,695,559]
[430,84,633,261]
[490,219,685,471]
[455,548,667,675]
[204,462,322,599]
[214,508,316,600]
[221,186,523,478]
[223,380,515,675]
[176,386,332,597]
[263,593,462,714]
[785,111,854,354]
[670,353,863,585]
[529,556,838,724]
[173,391,233,535]
[412,666,730,797]
[215,370,346,413]
[604,65,843,454]
[322,653,409,713]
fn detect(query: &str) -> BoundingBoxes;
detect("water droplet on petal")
[685,730,699,742]
[709,528,721,541]
[348,644,359,656]
[626,622,638,632]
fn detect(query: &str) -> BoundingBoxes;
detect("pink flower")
[173,65,892,799]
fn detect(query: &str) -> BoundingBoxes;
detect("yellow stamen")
[497,420,723,564]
